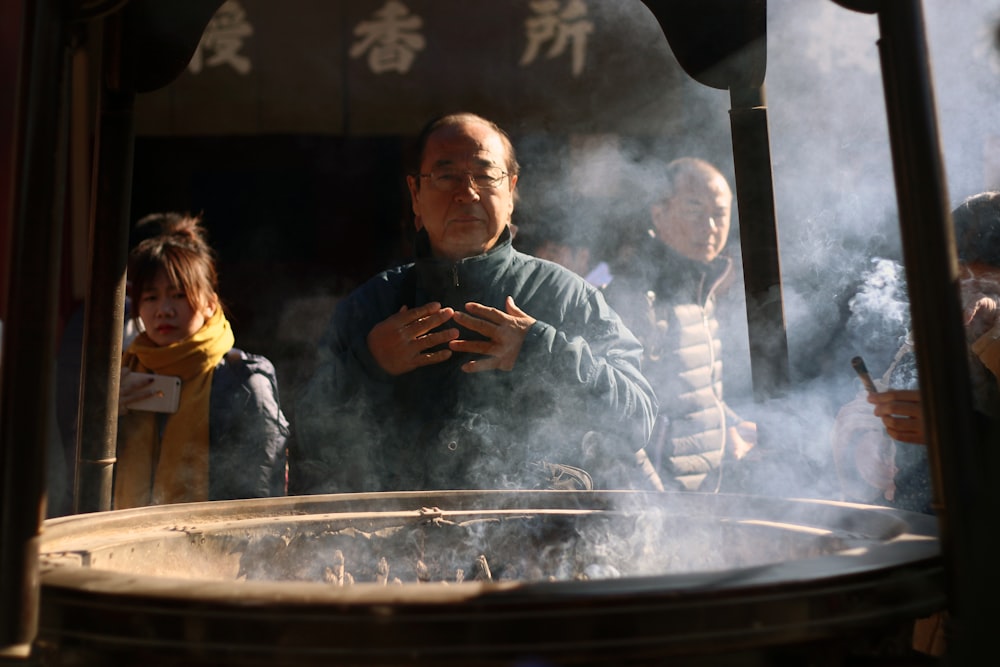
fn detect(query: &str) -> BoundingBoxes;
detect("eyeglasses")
[419,167,509,193]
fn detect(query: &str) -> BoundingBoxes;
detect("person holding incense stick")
[832,191,1000,512]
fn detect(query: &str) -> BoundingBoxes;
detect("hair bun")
[131,211,208,251]
[164,214,207,245]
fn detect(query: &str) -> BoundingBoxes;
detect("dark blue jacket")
[209,350,289,499]
[293,227,656,493]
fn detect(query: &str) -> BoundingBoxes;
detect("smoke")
[280,0,1000,507]
[844,258,911,369]
[512,0,1000,504]
[924,0,1000,197]
[725,0,1000,503]
[767,0,1000,374]
[513,132,671,261]
[223,493,873,584]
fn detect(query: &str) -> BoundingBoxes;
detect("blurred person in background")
[603,157,759,493]
[833,191,1000,514]
[513,208,610,286]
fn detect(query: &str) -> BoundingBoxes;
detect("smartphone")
[126,373,182,413]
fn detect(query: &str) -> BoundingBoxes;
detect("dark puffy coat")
[209,350,289,499]
[292,228,656,493]
[604,239,741,491]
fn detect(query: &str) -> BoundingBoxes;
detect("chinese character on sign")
[189,0,254,75]
[520,0,594,78]
[350,1,426,75]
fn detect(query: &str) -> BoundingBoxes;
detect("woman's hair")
[127,214,219,318]
[953,191,1000,268]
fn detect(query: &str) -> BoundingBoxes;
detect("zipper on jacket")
[451,264,460,287]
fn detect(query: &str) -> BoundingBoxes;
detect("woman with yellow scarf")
[115,214,288,508]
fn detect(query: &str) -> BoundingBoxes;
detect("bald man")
[604,157,756,492]
[292,113,660,494]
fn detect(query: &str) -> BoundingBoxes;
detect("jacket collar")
[633,235,732,303]
[413,225,516,298]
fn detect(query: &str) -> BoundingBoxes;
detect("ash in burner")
[234,512,641,584]
[229,508,845,584]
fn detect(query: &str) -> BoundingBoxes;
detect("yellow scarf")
[114,308,235,508]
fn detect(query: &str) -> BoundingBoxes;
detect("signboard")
[134,0,687,137]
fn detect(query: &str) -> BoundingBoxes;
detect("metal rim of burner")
[35,490,944,666]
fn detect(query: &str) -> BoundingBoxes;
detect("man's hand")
[868,389,926,444]
[367,302,457,375]
[961,284,1000,341]
[727,420,757,460]
[449,296,536,372]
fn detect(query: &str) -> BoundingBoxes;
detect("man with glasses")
[291,112,660,494]
[604,157,758,493]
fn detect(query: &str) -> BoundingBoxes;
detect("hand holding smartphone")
[122,372,181,413]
